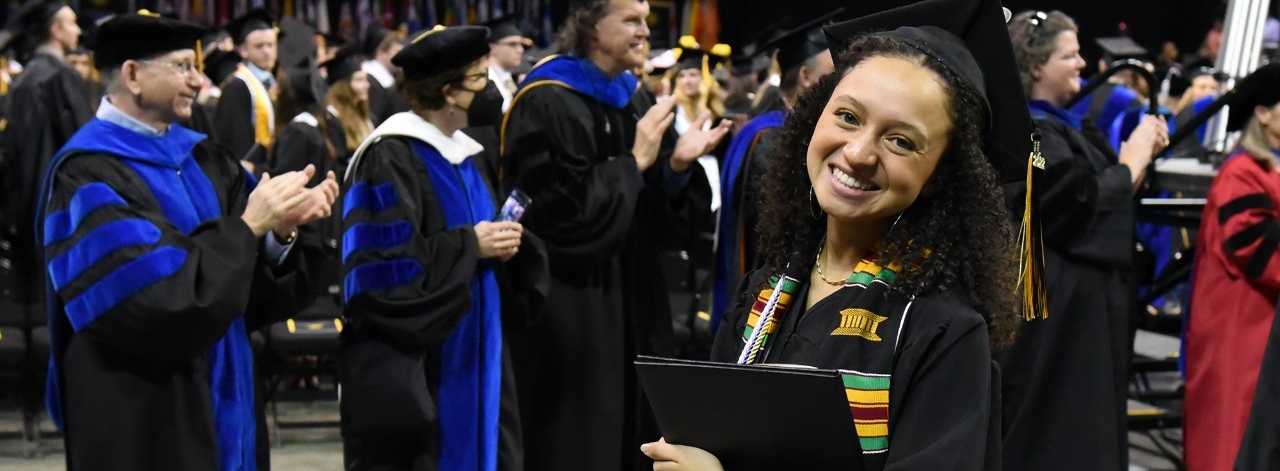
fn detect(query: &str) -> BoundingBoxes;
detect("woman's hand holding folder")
[641,437,725,471]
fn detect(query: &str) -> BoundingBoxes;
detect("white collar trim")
[344,111,483,182]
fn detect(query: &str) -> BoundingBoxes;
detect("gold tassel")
[1018,127,1049,320]
[196,40,203,76]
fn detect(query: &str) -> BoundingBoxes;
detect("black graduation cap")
[281,66,327,107]
[728,43,771,77]
[1227,63,1280,132]
[91,11,205,70]
[484,14,524,43]
[361,26,392,57]
[277,16,316,68]
[226,8,276,46]
[392,25,490,82]
[12,0,65,35]
[319,42,362,85]
[768,8,846,75]
[1096,36,1148,61]
[203,47,241,86]
[1166,65,1223,97]
[675,36,729,72]
[825,0,1045,319]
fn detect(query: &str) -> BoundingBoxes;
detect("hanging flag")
[317,0,331,33]
[682,0,696,37]
[426,0,437,26]
[467,0,477,24]
[477,0,489,23]
[697,0,720,46]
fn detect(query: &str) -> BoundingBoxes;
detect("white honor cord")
[737,269,793,365]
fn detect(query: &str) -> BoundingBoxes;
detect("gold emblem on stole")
[831,308,888,341]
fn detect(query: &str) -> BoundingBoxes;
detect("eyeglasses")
[138,59,200,78]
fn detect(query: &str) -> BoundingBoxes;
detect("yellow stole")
[233,64,275,146]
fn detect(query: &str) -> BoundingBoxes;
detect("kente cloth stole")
[234,64,274,146]
[738,254,904,458]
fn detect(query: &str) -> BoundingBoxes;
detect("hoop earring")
[810,186,824,220]
[884,211,905,239]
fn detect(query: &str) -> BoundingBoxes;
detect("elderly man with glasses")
[37,11,338,471]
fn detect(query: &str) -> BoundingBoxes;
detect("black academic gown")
[214,76,270,160]
[1234,299,1280,470]
[501,76,711,470]
[998,114,1133,471]
[1,52,92,302]
[41,133,312,471]
[710,265,1001,471]
[340,132,536,471]
[366,78,409,126]
[270,115,343,297]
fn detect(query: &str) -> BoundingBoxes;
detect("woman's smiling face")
[807,55,953,226]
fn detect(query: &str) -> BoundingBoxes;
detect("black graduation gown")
[998,116,1134,471]
[1234,299,1280,470]
[501,79,711,470]
[366,78,410,126]
[340,135,530,471]
[1,52,92,302]
[710,266,1001,471]
[41,138,312,471]
[269,116,343,297]
[213,77,269,160]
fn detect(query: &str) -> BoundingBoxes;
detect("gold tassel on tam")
[1018,127,1049,320]
[196,40,203,76]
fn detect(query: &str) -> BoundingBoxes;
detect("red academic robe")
[1186,151,1280,471]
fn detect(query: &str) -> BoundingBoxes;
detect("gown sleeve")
[883,309,994,471]
[42,155,287,364]
[341,139,481,349]
[1209,158,1280,289]
[213,79,256,159]
[1036,120,1134,263]
[501,85,646,268]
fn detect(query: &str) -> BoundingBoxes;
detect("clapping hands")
[241,164,339,238]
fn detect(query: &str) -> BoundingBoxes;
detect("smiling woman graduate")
[641,0,1038,468]
[38,11,338,471]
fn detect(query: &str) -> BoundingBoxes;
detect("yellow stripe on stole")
[234,65,275,147]
[855,422,889,437]
[846,389,889,404]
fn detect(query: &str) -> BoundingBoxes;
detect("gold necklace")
[814,241,852,286]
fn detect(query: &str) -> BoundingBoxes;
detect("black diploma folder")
[635,355,865,470]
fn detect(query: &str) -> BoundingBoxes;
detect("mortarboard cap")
[768,8,846,75]
[729,43,771,77]
[91,11,205,70]
[362,26,396,57]
[319,42,363,85]
[226,8,276,46]
[282,66,327,108]
[484,14,525,43]
[12,0,65,35]
[675,35,729,71]
[825,0,1045,319]
[393,25,491,82]
[203,47,241,85]
[277,16,316,69]
[1096,36,1148,61]
[1227,63,1280,132]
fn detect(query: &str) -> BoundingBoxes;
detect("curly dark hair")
[755,33,1020,346]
